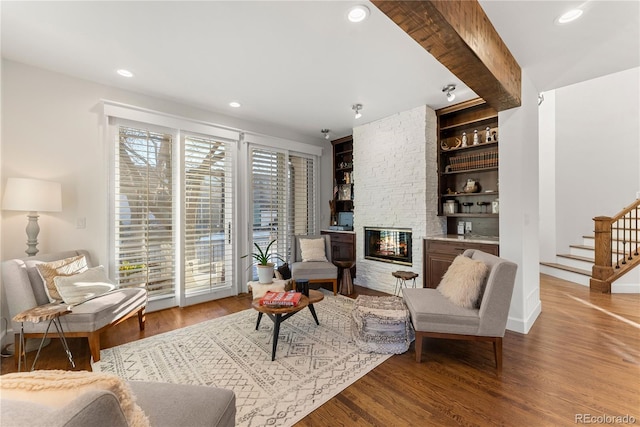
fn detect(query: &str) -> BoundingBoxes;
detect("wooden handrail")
[591,199,640,292]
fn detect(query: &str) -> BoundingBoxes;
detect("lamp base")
[25,211,40,257]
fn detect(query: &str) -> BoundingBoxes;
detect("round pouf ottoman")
[351,295,415,354]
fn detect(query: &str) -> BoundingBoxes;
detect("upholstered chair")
[403,249,517,369]
[291,235,338,295]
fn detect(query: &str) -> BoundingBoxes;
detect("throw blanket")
[1,370,149,427]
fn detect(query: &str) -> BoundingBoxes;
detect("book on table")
[259,291,303,308]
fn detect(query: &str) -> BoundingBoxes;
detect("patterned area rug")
[92,290,392,426]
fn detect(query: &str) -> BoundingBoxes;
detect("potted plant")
[242,240,285,284]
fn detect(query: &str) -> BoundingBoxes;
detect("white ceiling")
[2,1,638,142]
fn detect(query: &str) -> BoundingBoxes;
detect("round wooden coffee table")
[252,289,324,360]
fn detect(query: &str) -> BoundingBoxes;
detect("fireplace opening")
[364,227,412,266]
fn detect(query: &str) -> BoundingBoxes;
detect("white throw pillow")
[36,255,88,302]
[299,238,328,262]
[437,255,489,309]
[54,265,116,305]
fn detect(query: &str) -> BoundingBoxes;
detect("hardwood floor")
[2,276,639,426]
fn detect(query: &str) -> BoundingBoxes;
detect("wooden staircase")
[540,236,595,287]
[542,199,640,292]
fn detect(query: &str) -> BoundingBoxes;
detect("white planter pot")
[257,264,275,284]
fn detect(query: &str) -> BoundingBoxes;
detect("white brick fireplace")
[352,105,445,293]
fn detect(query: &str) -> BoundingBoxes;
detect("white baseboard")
[506,301,542,334]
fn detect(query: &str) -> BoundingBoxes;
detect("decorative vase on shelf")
[461,132,467,147]
[485,127,492,143]
[463,179,479,193]
[473,129,479,145]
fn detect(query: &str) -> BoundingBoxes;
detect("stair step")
[557,254,594,263]
[540,262,591,276]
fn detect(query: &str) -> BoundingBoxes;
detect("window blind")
[250,147,317,270]
[114,126,175,297]
[184,134,234,294]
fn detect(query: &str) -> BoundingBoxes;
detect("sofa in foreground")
[1,370,236,427]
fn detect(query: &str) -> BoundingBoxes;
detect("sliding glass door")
[249,146,317,278]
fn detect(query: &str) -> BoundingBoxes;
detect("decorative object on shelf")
[462,202,474,213]
[441,140,449,151]
[461,132,468,147]
[485,127,492,143]
[477,201,490,213]
[443,200,457,215]
[473,130,479,145]
[457,221,465,235]
[338,184,352,201]
[492,198,500,214]
[492,129,498,142]
[463,179,479,193]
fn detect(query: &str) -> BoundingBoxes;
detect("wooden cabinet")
[321,230,356,277]
[437,98,499,237]
[331,136,354,224]
[423,238,499,288]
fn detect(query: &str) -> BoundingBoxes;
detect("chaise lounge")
[2,250,147,363]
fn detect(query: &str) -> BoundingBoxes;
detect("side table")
[334,259,355,295]
[13,303,75,371]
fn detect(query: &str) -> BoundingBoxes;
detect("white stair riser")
[556,256,593,270]
[582,237,594,247]
[540,265,590,287]
[570,246,595,258]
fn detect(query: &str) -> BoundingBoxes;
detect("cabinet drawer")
[425,239,499,256]
[323,232,355,244]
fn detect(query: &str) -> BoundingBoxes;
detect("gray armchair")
[402,249,517,369]
[291,235,338,295]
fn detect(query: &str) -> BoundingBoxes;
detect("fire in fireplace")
[364,227,412,266]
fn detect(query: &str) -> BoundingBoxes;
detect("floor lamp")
[2,178,62,256]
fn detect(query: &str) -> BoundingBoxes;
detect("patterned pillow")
[299,238,328,262]
[437,255,489,309]
[36,255,88,302]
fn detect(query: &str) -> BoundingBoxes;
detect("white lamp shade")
[2,178,62,212]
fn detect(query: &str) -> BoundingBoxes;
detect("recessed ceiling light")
[116,69,134,78]
[347,5,370,23]
[229,101,241,108]
[556,9,583,24]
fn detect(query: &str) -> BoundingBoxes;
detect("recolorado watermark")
[575,414,636,424]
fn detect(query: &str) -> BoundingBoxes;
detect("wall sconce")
[321,129,331,140]
[352,104,363,119]
[2,178,62,256]
[442,84,456,102]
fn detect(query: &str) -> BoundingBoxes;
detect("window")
[249,147,317,274]
[114,125,175,298]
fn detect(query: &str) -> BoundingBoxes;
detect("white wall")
[554,67,640,251]
[352,105,444,293]
[539,67,640,291]
[538,91,556,262]
[499,70,541,334]
[0,60,333,344]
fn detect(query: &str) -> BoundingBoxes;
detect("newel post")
[590,216,613,293]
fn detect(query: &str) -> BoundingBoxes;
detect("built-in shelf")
[443,166,498,175]
[441,140,498,153]
[443,191,499,197]
[442,213,499,218]
[439,116,498,131]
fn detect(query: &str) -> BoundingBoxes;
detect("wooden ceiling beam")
[372,0,521,111]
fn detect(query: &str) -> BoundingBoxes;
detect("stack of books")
[259,291,303,308]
